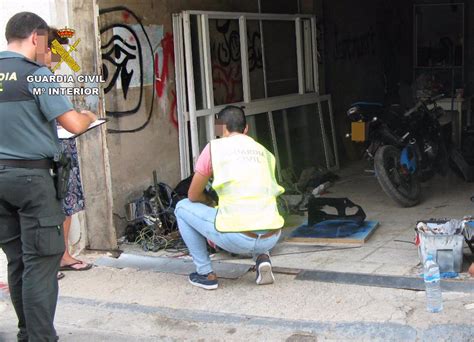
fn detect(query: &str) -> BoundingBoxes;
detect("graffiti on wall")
[154,32,178,129]
[100,6,156,133]
[100,6,177,133]
[213,20,240,68]
[210,20,263,105]
[212,64,242,104]
[248,30,263,72]
[212,20,263,72]
[333,26,376,61]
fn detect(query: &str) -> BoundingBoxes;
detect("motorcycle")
[346,94,449,207]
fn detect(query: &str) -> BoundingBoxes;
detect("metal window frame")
[186,11,315,20]
[173,10,337,178]
[317,94,339,170]
[173,13,190,178]
[303,19,314,92]
[201,14,215,142]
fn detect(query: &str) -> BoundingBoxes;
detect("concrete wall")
[68,0,117,249]
[98,0,286,237]
[465,1,474,111]
[102,0,456,236]
[91,0,474,241]
[320,0,411,161]
[415,0,472,124]
[320,0,474,161]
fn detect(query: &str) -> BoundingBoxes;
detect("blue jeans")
[175,199,281,275]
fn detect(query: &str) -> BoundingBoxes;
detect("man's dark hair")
[216,106,247,133]
[48,28,69,47]
[5,12,48,43]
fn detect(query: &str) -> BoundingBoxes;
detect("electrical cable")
[272,245,362,257]
[393,239,416,245]
[113,212,127,221]
[133,223,184,252]
[213,245,363,261]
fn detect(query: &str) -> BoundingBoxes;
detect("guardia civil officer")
[0,12,97,341]
[174,106,284,290]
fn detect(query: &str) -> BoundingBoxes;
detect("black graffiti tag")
[99,6,155,134]
[215,20,240,67]
[248,31,263,72]
[213,20,263,72]
[102,34,137,99]
[334,26,376,61]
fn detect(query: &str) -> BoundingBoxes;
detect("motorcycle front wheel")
[374,145,421,207]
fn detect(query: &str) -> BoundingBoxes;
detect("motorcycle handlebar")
[429,93,445,103]
[403,93,445,117]
[403,102,422,117]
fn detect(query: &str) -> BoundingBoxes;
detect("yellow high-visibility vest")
[210,134,285,232]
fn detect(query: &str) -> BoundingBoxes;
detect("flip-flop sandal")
[60,261,93,271]
[57,272,65,280]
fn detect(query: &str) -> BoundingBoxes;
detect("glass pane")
[209,19,244,105]
[247,20,265,100]
[302,19,315,92]
[246,115,259,140]
[197,116,209,151]
[251,113,275,155]
[248,106,327,175]
[272,105,326,174]
[190,15,206,111]
[262,21,298,97]
[320,100,336,168]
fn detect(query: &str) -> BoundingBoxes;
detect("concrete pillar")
[66,0,117,250]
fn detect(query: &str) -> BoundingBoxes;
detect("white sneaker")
[255,254,274,285]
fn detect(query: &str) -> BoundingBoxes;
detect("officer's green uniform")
[0,51,73,342]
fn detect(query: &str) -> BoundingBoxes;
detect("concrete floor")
[114,160,474,278]
[210,161,474,277]
[0,162,473,340]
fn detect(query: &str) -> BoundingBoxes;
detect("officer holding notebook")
[0,12,96,341]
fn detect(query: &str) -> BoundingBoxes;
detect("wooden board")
[286,220,379,244]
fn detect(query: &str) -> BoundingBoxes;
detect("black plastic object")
[307,197,366,226]
[173,174,193,198]
[295,270,472,293]
[347,102,383,122]
[173,173,219,205]
[53,153,72,200]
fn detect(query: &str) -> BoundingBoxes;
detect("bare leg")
[60,216,91,270]
[60,216,76,265]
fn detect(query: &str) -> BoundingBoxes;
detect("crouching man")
[175,106,284,290]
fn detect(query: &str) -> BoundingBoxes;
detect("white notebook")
[57,119,107,139]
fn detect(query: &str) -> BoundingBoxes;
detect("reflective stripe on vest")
[211,134,284,232]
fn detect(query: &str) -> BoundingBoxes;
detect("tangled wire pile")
[134,222,186,252]
[124,181,187,252]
